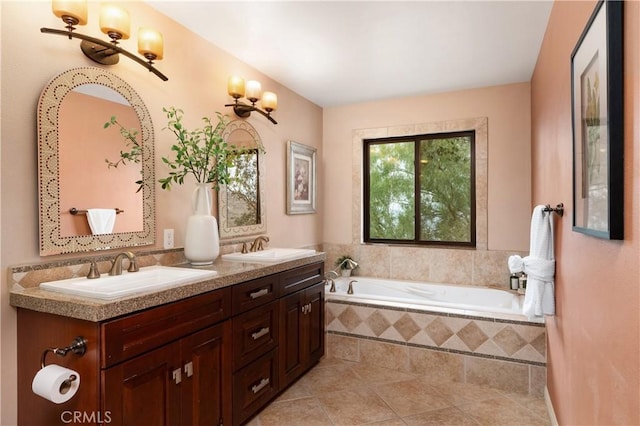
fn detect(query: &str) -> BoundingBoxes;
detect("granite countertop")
[10,253,326,322]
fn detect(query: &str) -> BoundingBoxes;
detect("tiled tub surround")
[326,299,546,396]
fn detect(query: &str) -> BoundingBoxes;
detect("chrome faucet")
[249,235,270,252]
[348,280,357,295]
[109,251,139,276]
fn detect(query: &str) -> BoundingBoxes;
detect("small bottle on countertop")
[510,273,519,290]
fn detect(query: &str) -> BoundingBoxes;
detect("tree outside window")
[364,131,475,247]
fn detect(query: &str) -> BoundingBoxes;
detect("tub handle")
[348,280,357,295]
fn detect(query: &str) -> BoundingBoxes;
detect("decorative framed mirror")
[37,67,155,255]
[218,120,266,239]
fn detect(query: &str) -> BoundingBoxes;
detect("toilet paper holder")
[40,336,87,369]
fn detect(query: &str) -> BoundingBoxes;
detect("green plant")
[335,255,358,270]
[159,106,236,191]
[104,116,144,192]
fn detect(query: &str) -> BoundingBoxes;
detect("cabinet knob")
[172,368,182,384]
[184,361,193,378]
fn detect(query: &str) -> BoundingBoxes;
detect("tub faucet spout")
[348,280,357,295]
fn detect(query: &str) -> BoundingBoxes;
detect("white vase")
[184,183,220,266]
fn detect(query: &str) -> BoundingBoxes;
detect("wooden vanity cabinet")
[18,287,232,426]
[17,260,325,426]
[101,287,232,426]
[231,261,324,425]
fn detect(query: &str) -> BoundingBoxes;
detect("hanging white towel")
[508,205,555,319]
[86,209,117,235]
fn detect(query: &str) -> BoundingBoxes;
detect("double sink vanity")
[10,249,326,425]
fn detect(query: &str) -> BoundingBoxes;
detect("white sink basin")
[222,248,316,263]
[39,266,218,300]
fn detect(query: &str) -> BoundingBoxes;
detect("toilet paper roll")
[32,364,80,404]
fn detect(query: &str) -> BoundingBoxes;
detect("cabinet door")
[278,290,305,389]
[103,344,181,426]
[181,322,232,426]
[279,282,326,389]
[305,282,325,366]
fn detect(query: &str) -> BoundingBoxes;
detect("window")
[363,131,476,247]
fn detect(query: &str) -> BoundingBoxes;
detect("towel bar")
[542,203,563,217]
[70,208,124,215]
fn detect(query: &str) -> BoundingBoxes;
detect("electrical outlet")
[163,229,174,249]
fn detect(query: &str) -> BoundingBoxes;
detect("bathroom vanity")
[11,254,325,426]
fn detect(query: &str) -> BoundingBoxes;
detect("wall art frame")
[286,140,316,214]
[571,0,624,240]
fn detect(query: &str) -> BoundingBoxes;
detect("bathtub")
[326,276,542,323]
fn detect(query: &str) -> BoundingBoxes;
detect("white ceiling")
[146,1,553,107]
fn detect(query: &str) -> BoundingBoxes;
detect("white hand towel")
[508,205,556,319]
[86,209,117,235]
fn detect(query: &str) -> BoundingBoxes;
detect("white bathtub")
[326,276,541,323]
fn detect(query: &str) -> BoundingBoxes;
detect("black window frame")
[363,131,476,248]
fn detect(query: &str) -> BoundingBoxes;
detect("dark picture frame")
[571,0,624,240]
[286,140,317,214]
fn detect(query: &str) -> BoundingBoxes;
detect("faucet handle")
[127,257,139,273]
[86,259,100,279]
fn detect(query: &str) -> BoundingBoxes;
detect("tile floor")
[248,357,551,426]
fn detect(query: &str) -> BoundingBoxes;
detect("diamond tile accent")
[326,308,336,325]
[425,317,454,346]
[338,307,363,332]
[530,332,547,357]
[457,322,489,351]
[493,326,527,356]
[393,314,421,342]
[366,310,392,337]
[326,301,546,365]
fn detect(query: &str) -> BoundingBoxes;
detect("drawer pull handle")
[172,368,182,384]
[251,377,270,394]
[251,327,270,340]
[184,361,193,378]
[249,288,269,299]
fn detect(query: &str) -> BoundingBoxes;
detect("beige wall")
[322,82,532,252]
[532,1,639,424]
[0,2,322,423]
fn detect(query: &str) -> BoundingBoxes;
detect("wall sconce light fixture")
[225,76,278,125]
[41,0,168,81]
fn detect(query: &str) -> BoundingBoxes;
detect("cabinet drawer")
[101,288,231,368]
[280,262,324,296]
[232,349,279,426]
[232,274,280,315]
[232,301,279,370]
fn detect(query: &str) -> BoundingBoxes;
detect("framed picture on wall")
[286,140,316,214]
[570,0,624,240]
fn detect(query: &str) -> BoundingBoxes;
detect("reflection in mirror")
[37,67,155,255]
[218,120,266,239]
[59,84,143,237]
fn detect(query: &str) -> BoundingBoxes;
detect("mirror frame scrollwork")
[218,120,267,239]
[37,67,155,255]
